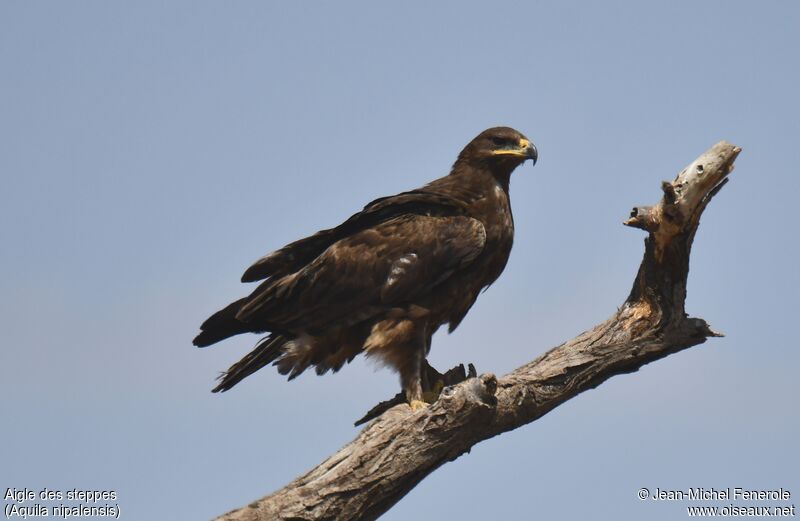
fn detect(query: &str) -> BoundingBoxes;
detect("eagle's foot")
[408,399,428,411]
[354,363,476,426]
[422,378,445,404]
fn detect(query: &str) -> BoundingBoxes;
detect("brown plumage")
[194,127,537,407]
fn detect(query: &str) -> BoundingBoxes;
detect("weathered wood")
[214,141,741,521]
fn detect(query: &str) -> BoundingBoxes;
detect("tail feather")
[193,298,251,347]
[212,334,287,392]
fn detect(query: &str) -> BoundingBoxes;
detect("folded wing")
[235,214,487,335]
[239,189,468,283]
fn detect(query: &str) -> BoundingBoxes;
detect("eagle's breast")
[474,178,514,284]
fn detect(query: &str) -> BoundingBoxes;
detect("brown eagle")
[194,127,537,409]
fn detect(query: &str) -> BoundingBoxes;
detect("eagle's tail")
[211,334,287,392]
[193,298,252,347]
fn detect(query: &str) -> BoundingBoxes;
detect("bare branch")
[214,141,741,521]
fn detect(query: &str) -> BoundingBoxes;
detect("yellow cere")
[492,138,529,156]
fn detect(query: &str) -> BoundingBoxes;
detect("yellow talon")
[409,400,428,411]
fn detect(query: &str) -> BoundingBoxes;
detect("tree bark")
[214,141,741,521]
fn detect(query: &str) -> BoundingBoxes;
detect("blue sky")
[2,2,798,519]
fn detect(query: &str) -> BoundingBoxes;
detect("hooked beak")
[522,139,538,165]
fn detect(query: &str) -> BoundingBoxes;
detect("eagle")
[194,127,537,410]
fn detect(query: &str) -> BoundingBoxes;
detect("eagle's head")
[457,127,538,170]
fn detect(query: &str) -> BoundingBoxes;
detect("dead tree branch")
[214,141,741,521]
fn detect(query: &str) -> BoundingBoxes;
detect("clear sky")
[2,1,798,520]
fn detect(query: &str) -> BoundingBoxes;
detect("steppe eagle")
[194,127,537,409]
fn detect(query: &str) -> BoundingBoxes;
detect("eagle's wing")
[235,214,486,334]
[240,190,467,283]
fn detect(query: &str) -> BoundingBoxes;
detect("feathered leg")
[364,317,434,410]
[399,345,426,410]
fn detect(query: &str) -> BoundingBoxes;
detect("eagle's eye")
[491,137,506,147]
